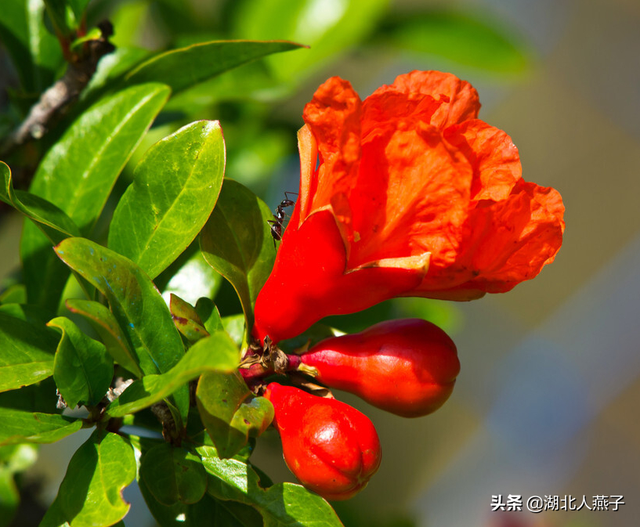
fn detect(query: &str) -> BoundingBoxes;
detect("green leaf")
[0,0,63,93]
[21,82,170,310]
[196,371,273,459]
[195,298,224,335]
[0,311,57,393]
[199,446,344,527]
[108,120,225,279]
[40,430,136,527]
[0,378,59,413]
[0,161,81,244]
[125,40,305,94]
[0,303,51,326]
[221,314,245,348]
[0,408,81,446]
[49,316,113,409]
[139,477,263,527]
[105,331,239,418]
[67,0,91,21]
[385,10,529,74]
[234,0,387,82]
[55,238,189,424]
[170,294,209,343]
[140,443,207,505]
[65,299,143,377]
[200,179,275,330]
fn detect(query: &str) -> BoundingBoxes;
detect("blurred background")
[1,0,639,526]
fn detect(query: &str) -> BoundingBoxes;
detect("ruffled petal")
[348,123,473,270]
[444,119,521,201]
[388,71,481,129]
[302,77,362,217]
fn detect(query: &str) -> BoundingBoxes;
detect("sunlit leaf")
[108,120,226,279]
[170,294,209,343]
[21,83,170,310]
[105,331,239,418]
[199,446,344,527]
[0,408,81,446]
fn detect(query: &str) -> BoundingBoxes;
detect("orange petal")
[444,119,521,201]
[348,123,473,270]
[303,77,362,215]
[386,71,481,129]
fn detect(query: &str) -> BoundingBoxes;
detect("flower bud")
[263,383,381,501]
[297,318,460,418]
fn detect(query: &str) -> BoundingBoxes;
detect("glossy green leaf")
[40,430,136,527]
[140,443,207,505]
[234,0,387,82]
[170,294,209,343]
[65,298,143,377]
[199,446,344,527]
[55,238,184,376]
[200,179,275,330]
[0,408,81,446]
[21,82,170,310]
[125,40,305,94]
[0,161,81,244]
[386,10,529,74]
[0,311,57,393]
[105,331,239,418]
[0,0,62,93]
[0,303,51,326]
[55,238,189,423]
[108,120,225,279]
[221,314,246,348]
[195,298,224,335]
[158,247,223,306]
[49,316,113,409]
[196,371,273,459]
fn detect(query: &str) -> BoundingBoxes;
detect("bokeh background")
[1,0,639,526]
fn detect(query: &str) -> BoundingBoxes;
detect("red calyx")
[297,318,460,418]
[263,383,381,501]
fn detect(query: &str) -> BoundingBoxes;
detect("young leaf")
[0,408,81,446]
[55,237,189,424]
[140,443,207,505]
[196,371,273,459]
[105,331,239,418]
[40,430,136,527]
[125,40,305,94]
[0,161,81,244]
[65,298,143,378]
[200,179,275,330]
[198,446,344,527]
[0,311,57,393]
[170,294,209,343]
[0,0,62,93]
[108,121,226,279]
[21,82,170,310]
[49,316,114,409]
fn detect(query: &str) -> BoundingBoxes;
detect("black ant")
[268,191,297,246]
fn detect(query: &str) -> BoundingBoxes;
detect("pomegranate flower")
[255,71,564,343]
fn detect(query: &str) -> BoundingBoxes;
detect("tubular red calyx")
[297,318,460,418]
[263,383,381,501]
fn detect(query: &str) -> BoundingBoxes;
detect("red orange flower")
[254,71,564,343]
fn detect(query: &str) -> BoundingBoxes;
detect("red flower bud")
[254,70,564,343]
[296,319,459,418]
[263,383,381,501]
